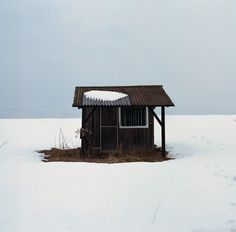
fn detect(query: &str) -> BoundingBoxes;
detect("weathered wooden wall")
[82,107,154,153]
[82,107,101,149]
[101,107,118,151]
[118,108,154,153]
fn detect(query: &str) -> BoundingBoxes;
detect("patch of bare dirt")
[38,148,172,163]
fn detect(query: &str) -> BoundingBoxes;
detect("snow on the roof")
[84,90,128,101]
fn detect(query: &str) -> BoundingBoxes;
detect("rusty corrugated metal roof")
[72,85,174,107]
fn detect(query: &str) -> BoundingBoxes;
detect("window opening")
[119,107,148,128]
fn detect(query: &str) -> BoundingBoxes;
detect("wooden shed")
[72,85,174,156]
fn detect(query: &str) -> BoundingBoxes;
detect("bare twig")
[151,200,161,224]
[58,128,69,149]
[69,138,75,148]
[0,141,7,149]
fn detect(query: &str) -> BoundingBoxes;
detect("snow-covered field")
[0,116,236,232]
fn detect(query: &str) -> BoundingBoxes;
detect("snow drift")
[0,116,236,232]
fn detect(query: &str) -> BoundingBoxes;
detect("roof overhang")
[72,85,175,108]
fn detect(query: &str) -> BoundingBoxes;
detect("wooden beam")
[149,107,162,126]
[161,106,166,157]
[83,107,97,127]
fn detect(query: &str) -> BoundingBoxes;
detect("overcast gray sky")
[0,0,235,118]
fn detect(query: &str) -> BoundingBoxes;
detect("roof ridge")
[75,85,163,88]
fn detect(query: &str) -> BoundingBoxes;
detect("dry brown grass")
[38,147,172,163]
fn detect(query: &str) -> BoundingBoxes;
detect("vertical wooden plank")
[100,107,102,149]
[93,107,101,148]
[81,107,85,127]
[100,107,118,151]
[149,108,154,149]
[116,108,119,151]
[161,106,166,157]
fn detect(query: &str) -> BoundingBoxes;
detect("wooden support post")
[149,106,166,156]
[149,107,162,126]
[161,106,166,157]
